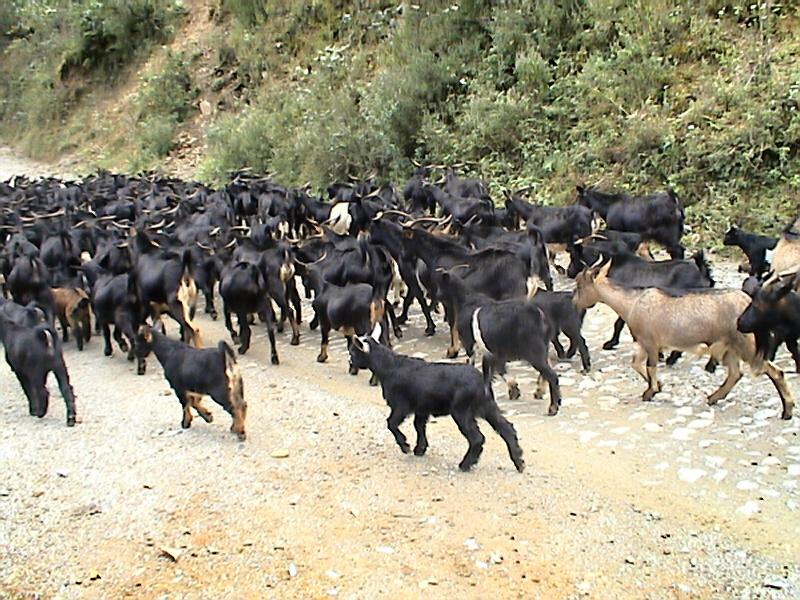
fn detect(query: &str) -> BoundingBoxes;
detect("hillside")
[0,0,798,243]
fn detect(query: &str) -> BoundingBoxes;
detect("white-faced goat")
[135,325,247,439]
[573,261,794,419]
[349,325,524,472]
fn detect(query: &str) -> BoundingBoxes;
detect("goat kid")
[136,325,247,440]
[349,325,524,472]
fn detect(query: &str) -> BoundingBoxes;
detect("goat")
[349,325,524,472]
[435,271,562,413]
[52,287,92,351]
[0,315,77,426]
[771,217,800,275]
[135,325,247,440]
[723,225,777,277]
[738,275,800,373]
[573,261,794,419]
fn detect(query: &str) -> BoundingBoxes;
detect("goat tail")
[180,248,194,279]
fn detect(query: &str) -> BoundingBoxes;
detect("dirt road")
[0,151,798,599]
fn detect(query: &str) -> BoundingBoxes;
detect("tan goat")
[573,261,794,419]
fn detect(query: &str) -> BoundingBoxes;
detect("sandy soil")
[0,151,799,599]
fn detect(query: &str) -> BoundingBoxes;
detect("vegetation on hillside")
[1,1,798,243]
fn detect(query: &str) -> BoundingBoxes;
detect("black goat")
[436,271,561,413]
[576,185,685,259]
[136,325,247,440]
[723,226,777,277]
[738,276,800,373]
[349,326,524,472]
[0,315,77,426]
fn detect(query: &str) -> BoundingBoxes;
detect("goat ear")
[370,322,382,342]
[576,185,584,194]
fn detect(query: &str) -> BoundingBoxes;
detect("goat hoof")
[781,410,793,420]
[137,367,146,376]
[316,354,327,363]
[706,396,720,406]
[277,324,285,333]
[394,328,403,339]
[424,327,436,337]
[396,315,408,325]
[508,384,521,400]
[413,445,427,456]
[238,346,248,355]
[231,334,240,345]
[271,355,280,366]
[446,349,458,359]
[290,335,300,346]
[458,460,474,472]
[348,365,359,376]
[181,421,191,429]
[119,340,129,353]
[67,416,76,427]
[399,443,411,454]
[602,341,617,351]
[209,312,218,321]
[104,347,113,357]
[705,362,717,374]
[513,458,525,473]
[547,404,559,416]
[237,431,247,441]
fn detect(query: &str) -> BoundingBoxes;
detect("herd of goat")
[0,167,799,472]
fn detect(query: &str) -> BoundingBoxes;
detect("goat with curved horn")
[294,251,328,268]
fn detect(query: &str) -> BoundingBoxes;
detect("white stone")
[643,422,662,433]
[578,431,600,444]
[736,500,760,517]
[672,428,693,441]
[736,480,758,491]
[788,464,800,477]
[678,468,706,483]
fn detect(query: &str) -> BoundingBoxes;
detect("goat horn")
[363,188,381,199]
[223,239,237,249]
[147,218,166,230]
[410,158,421,167]
[196,241,214,252]
[209,227,221,236]
[295,251,328,267]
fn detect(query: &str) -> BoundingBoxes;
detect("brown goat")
[573,261,794,419]
[52,287,92,351]
[772,217,800,275]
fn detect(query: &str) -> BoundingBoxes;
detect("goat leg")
[452,410,485,471]
[413,413,429,456]
[387,408,411,453]
[707,353,741,405]
[483,405,525,472]
[761,361,794,420]
[603,318,626,350]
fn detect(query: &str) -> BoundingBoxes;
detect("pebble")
[736,500,760,517]
[376,546,395,554]
[678,468,706,483]
[271,449,290,459]
[736,480,758,491]
[464,538,479,551]
[787,464,800,477]
[288,562,298,577]
[671,428,693,441]
[578,431,599,444]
